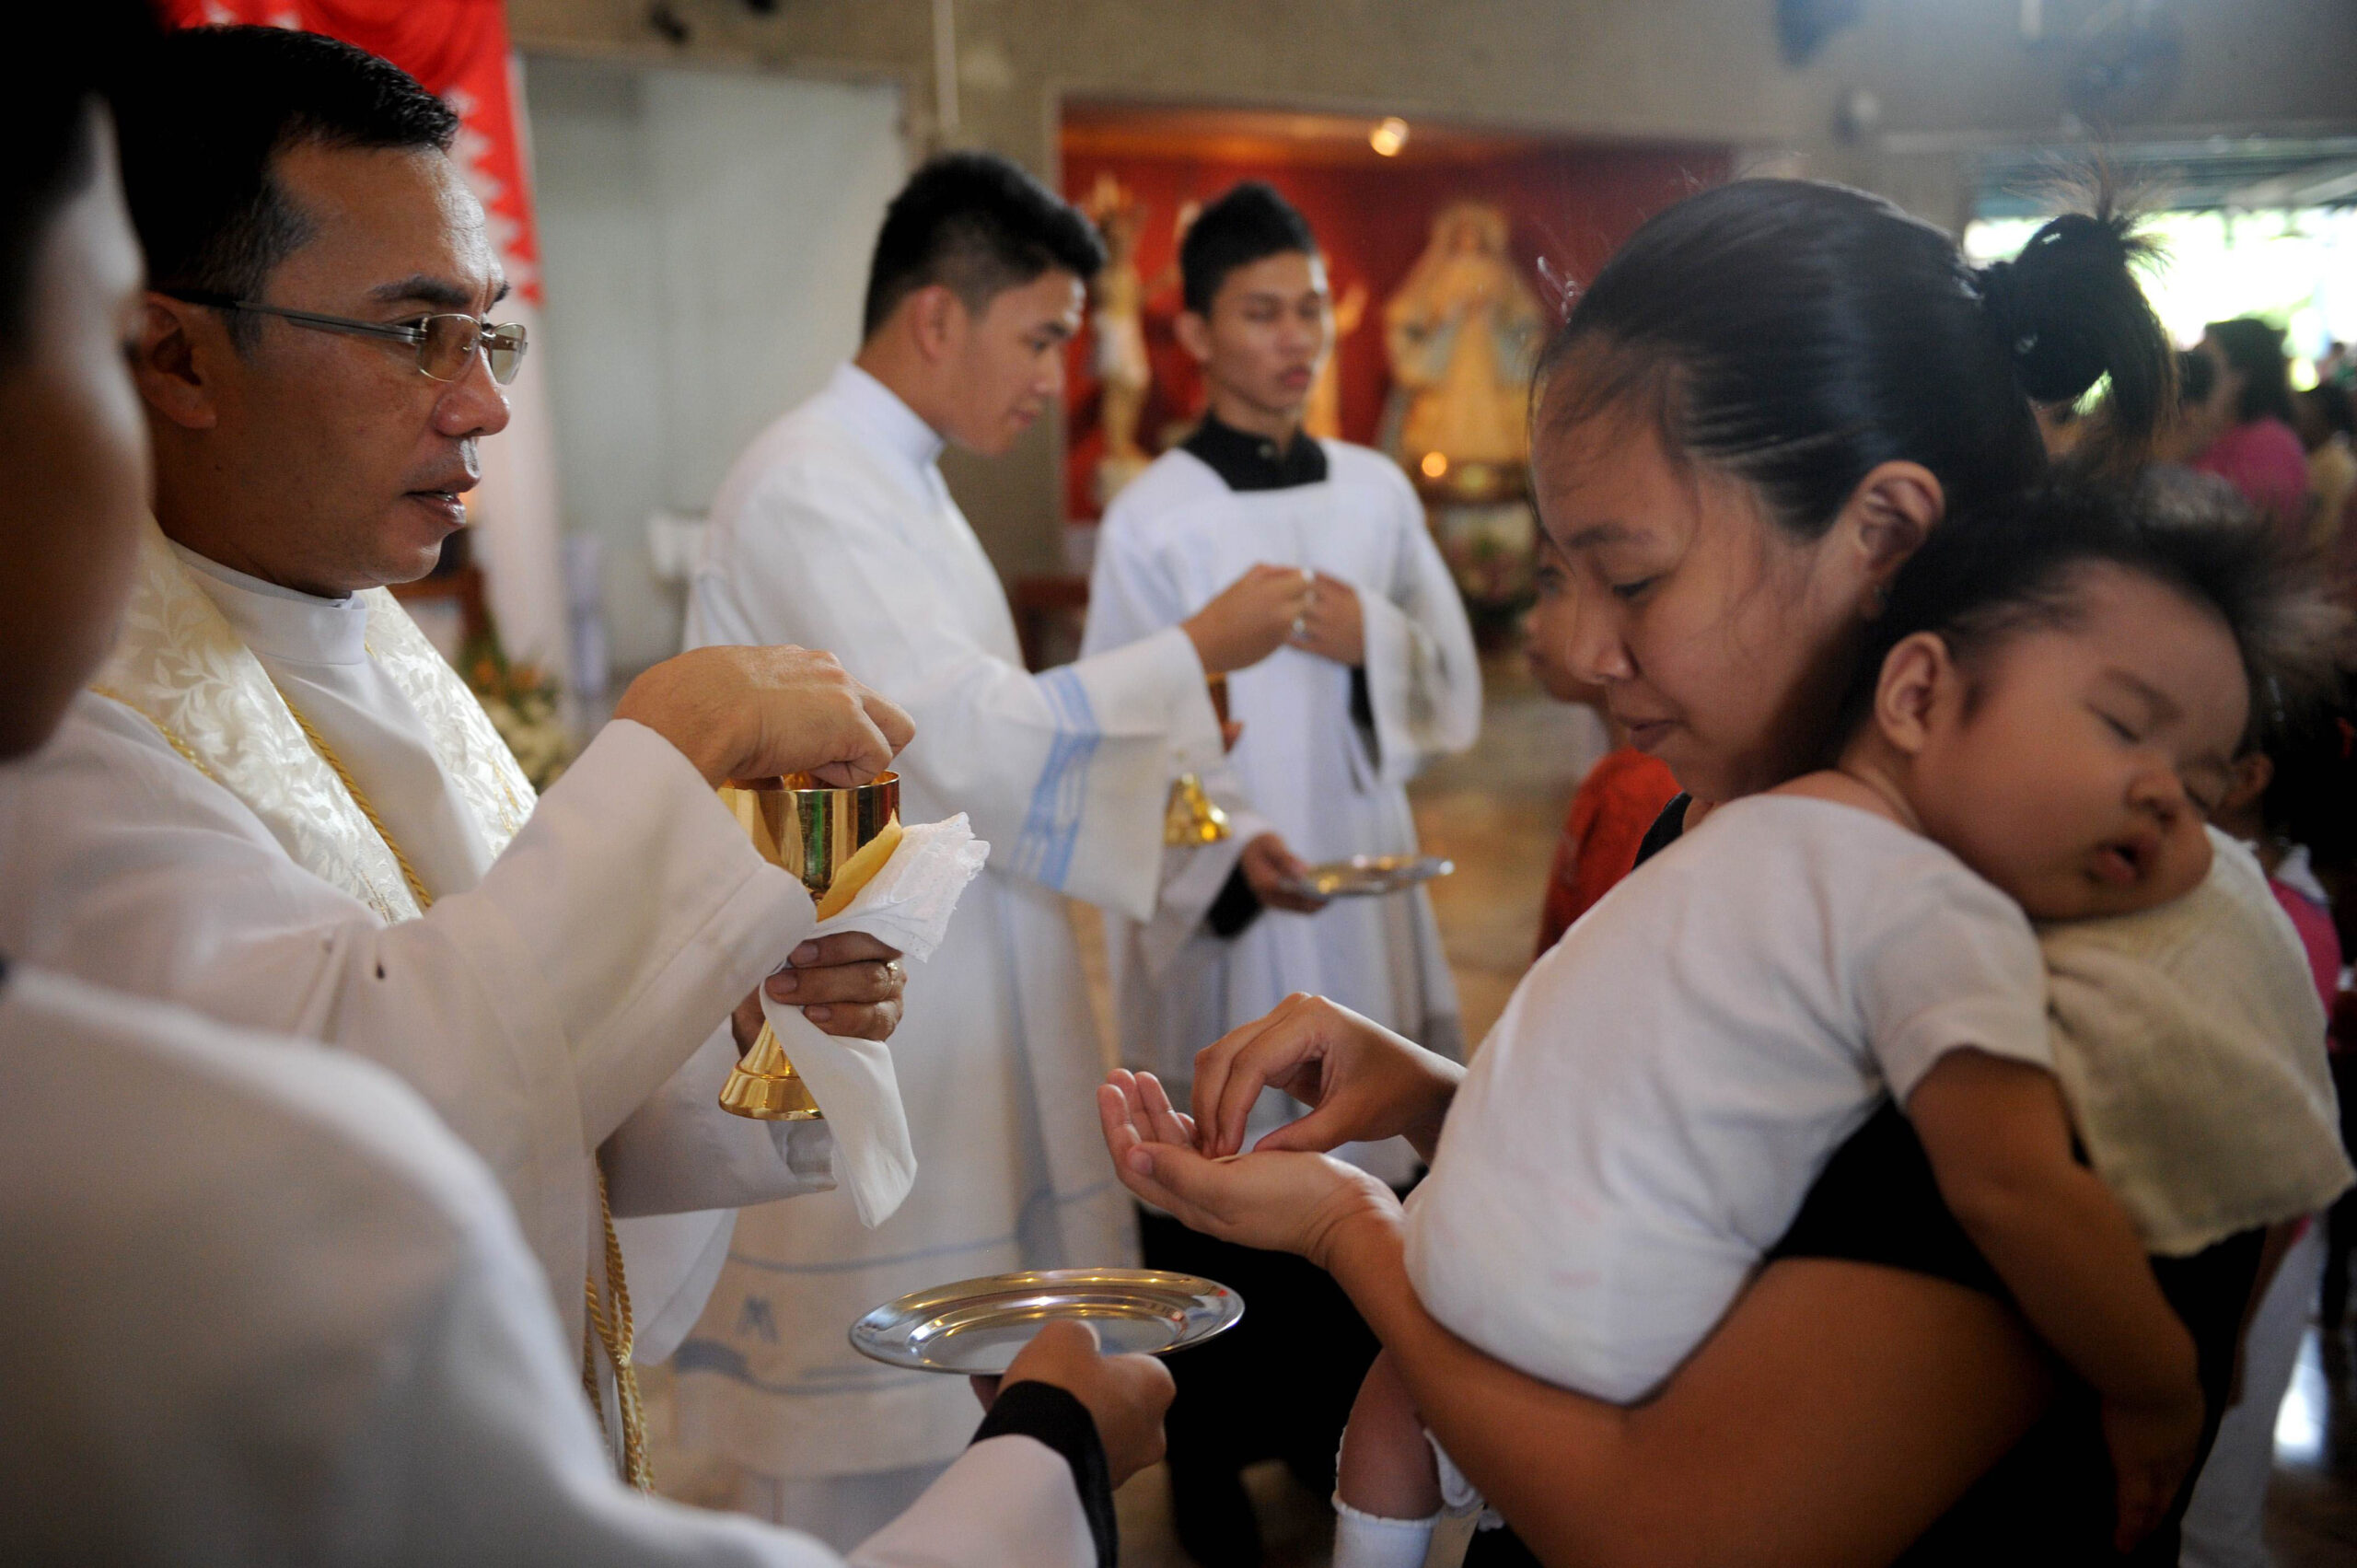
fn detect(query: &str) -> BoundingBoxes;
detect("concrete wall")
[513,0,2357,586]
[527,57,905,673]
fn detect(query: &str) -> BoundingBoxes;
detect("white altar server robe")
[0,549,837,1406]
[681,363,1221,1494]
[0,964,1096,1568]
[1086,439,1480,1182]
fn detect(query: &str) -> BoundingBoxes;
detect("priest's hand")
[1239,831,1327,914]
[729,934,908,1049]
[1289,573,1364,666]
[1189,993,1464,1162]
[1183,563,1317,675]
[614,645,914,789]
[971,1319,1175,1486]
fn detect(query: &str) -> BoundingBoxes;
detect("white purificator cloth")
[758,816,990,1230]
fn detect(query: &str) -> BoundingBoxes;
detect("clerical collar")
[171,541,369,668]
[1182,412,1328,493]
[829,361,946,473]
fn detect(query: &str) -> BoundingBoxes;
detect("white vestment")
[0,963,1094,1567]
[1086,439,1480,1180]
[0,522,853,1449]
[680,364,1222,1506]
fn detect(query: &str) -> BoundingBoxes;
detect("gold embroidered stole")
[90,517,532,913]
[88,520,652,1486]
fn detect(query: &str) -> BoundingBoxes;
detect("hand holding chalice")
[720,771,902,1120]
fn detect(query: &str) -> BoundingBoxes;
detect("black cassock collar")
[1181,412,1328,493]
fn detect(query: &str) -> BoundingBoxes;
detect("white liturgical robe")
[680,364,1222,1502]
[0,964,1097,1567]
[1086,436,1480,1181]
[0,522,850,1444]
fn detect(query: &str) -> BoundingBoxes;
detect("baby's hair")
[1533,180,2173,539]
[1841,478,2351,749]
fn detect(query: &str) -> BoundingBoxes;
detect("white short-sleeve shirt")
[1405,795,2049,1402]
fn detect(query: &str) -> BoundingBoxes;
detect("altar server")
[1079,181,1480,1562]
[1086,182,1480,1166]
[2,42,1174,1566]
[0,27,918,1483]
[683,152,1311,1541]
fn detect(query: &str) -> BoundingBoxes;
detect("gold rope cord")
[274,683,651,1491]
[87,686,221,784]
[585,1162,654,1491]
[272,687,435,912]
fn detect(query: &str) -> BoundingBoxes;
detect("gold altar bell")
[718,771,902,1121]
[1164,673,1234,847]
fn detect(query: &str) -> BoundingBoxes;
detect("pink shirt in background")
[2271,879,2344,1051]
[2193,417,2312,532]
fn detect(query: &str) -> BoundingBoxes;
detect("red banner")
[157,0,542,305]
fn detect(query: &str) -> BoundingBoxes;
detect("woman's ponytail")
[1973,203,2172,466]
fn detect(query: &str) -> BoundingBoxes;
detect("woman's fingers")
[1134,1072,1193,1147]
[1190,1011,1281,1154]
[1212,997,1324,1152]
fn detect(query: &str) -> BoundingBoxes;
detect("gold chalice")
[717,771,902,1121]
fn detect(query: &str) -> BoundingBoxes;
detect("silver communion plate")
[1283,854,1456,900]
[849,1269,1245,1376]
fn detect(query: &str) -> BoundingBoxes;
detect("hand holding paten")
[1183,563,1318,675]
[971,1318,1175,1488]
[614,645,913,789]
[1239,831,1326,914]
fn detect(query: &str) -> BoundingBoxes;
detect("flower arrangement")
[463,619,573,791]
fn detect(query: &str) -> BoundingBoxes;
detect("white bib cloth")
[1407,796,2053,1402]
[679,363,1220,1486]
[0,964,1092,1567]
[2040,830,2351,1257]
[1085,441,1481,1182]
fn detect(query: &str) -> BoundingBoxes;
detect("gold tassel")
[583,1162,654,1492]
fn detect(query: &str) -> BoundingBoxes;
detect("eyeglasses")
[161,289,528,386]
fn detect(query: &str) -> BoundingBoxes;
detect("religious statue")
[1304,279,1368,441]
[1084,173,1155,504]
[1380,201,1548,479]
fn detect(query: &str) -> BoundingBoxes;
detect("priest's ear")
[1174,308,1213,366]
[900,282,971,367]
[131,294,223,431]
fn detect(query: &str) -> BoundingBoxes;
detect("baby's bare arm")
[1908,1051,2194,1405]
[1908,1049,2202,1546]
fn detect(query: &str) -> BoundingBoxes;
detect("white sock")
[1330,1494,1440,1568]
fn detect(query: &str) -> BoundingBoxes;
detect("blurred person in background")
[2191,319,2310,536]
[2294,380,2355,559]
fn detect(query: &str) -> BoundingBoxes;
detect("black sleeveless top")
[1463,795,2262,1566]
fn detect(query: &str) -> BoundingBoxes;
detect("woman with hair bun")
[2193,317,2311,534]
[1097,180,2318,1566]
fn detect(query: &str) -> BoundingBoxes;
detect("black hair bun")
[1976,213,2136,404]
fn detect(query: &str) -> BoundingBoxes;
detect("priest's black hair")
[1837,475,2349,751]
[1180,182,1318,317]
[111,27,459,351]
[1538,180,2175,538]
[0,0,157,364]
[863,152,1105,339]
